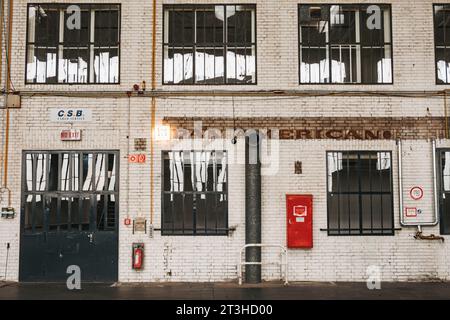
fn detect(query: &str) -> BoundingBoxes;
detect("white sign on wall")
[50,108,92,122]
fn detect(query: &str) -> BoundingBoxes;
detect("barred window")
[26,4,120,84]
[163,4,256,85]
[327,151,394,235]
[299,4,392,84]
[434,5,450,84]
[23,151,118,233]
[162,151,228,235]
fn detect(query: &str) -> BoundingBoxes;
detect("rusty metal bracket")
[414,231,445,242]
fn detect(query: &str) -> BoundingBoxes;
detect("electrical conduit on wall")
[397,140,444,241]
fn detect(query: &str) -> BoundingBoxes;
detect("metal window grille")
[163,4,257,85]
[326,151,394,236]
[26,4,120,84]
[299,4,393,84]
[22,151,119,234]
[161,150,228,235]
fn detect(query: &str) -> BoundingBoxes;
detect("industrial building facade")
[1,0,450,283]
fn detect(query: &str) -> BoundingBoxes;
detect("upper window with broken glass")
[434,5,450,84]
[26,4,120,84]
[163,4,256,85]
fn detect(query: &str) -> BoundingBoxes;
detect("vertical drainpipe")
[0,0,3,92]
[3,0,12,205]
[0,0,4,189]
[150,0,157,226]
[245,131,262,284]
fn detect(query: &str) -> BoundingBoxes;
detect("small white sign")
[51,108,92,122]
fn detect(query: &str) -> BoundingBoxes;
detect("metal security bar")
[299,4,393,84]
[238,244,288,285]
[326,151,394,235]
[163,4,256,85]
[161,150,228,235]
[26,4,121,84]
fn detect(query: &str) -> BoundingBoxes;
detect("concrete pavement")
[0,281,449,300]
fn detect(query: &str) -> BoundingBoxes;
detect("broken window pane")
[162,151,228,235]
[164,5,256,84]
[26,4,120,84]
[299,4,392,84]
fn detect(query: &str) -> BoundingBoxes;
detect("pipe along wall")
[245,132,262,283]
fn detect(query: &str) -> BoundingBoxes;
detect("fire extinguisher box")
[132,243,144,270]
[286,195,313,249]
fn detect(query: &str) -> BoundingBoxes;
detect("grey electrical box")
[6,94,21,109]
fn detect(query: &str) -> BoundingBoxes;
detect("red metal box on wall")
[286,194,313,249]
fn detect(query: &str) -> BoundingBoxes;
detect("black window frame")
[433,4,450,85]
[25,3,121,85]
[326,150,395,236]
[161,150,229,236]
[298,3,394,85]
[162,4,257,85]
[21,150,120,234]
[438,149,450,234]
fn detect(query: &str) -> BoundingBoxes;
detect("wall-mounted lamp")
[155,124,171,141]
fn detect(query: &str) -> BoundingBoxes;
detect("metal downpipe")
[245,131,262,284]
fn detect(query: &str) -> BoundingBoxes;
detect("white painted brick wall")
[0,0,450,283]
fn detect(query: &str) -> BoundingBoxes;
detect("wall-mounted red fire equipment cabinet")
[286,195,313,249]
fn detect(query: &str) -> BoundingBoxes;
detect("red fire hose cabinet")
[286,195,313,249]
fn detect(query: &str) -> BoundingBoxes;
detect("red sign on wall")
[405,207,418,218]
[410,186,424,201]
[60,129,81,141]
[129,154,146,164]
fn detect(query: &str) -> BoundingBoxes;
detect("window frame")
[437,149,450,234]
[160,150,229,236]
[433,4,450,85]
[25,3,122,85]
[325,150,395,236]
[298,3,394,85]
[21,150,120,234]
[162,3,258,86]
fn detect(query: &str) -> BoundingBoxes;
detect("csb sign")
[51,108,92,122]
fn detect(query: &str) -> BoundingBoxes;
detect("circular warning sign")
[138,154,146,163]
[410,186,424,201]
